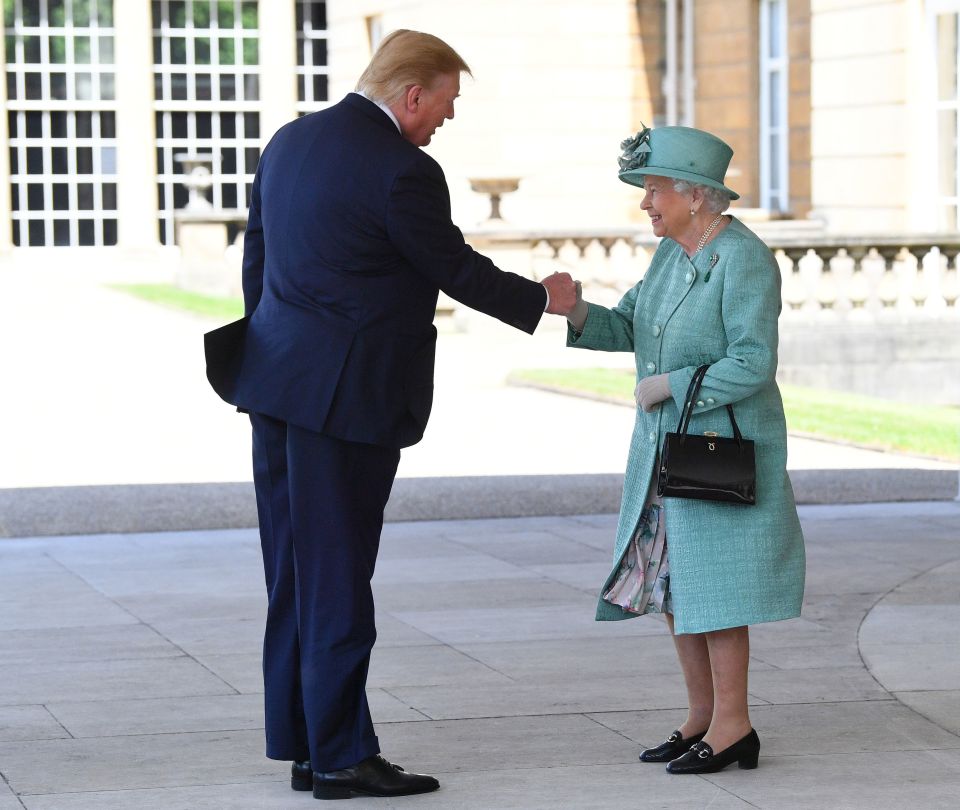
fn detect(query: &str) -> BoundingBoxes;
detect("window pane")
[28,220,45,246]
[74,36,91,63]
[100,73,115,100]
[170,1,187,28]
[78,219,95,246]
[76,112,93,137]
[218,37,235,64]
[102,182,117,209]
[195,36,211,64]
[49,0,67,27]
[50,36,67,63]
[27,183,44,210]
[194,1,211,27]
[171,37,187,64]
[53,183,70,210]
[73,0,92,27]
[51,143,69,171]
[97,0,113,26]
[242,37,258,65]
[76,147,93,173]
[938,14,959,102]
[26,111,42,137]
[217,0,234,27]
[25,72,43,99]
[78,183,95,209]
[26,146,43,173]
[99,37,114,63]
[75,72,94,100]
[101,111,116,137]
[100,146,117,173]
[939,109,957,197]
[54,219,71,246]
[51,112,68,137]
[241,1,257,29]
[23,35,41,63]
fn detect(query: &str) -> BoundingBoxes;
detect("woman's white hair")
[673,180,732,214]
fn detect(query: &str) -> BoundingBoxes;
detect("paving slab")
[0,705,68,742]
[45,694,265,738]
[0,730,278,795]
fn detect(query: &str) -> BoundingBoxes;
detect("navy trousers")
[250,412,400,771]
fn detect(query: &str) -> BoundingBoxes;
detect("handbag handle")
[675,364,744,445]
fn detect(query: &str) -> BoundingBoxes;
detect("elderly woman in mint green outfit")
[563,126,805,775]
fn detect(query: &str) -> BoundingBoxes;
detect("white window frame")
[295,0,329,115]
[759,0,789,212]
[151,0,260,245]
[927,1,960,231]
[4,0,119,247]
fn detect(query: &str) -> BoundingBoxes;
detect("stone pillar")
[113,0,160,250]
[0,22,12,253]
[258,0,298,142]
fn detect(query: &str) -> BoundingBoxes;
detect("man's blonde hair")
[355,30,472,106]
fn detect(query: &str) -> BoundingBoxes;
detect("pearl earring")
[689,209,695,216]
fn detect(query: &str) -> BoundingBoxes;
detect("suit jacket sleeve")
[241,163,265,317]
[385,154,546,334]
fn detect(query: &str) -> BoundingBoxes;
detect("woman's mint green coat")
[569,218,805,634]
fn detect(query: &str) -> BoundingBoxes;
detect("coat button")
[706,397,715,405]
[684,271,694,283]
[696,400,705,407]
[646,361,656,373]
[652,324,661,337]
[649,432,656,442]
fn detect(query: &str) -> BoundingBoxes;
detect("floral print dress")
[602,473,672,616]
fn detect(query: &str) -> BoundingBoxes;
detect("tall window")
[759,0,789,212]
[4,0,118,246]
[935,10,959,230]
[295,0,327,113]
[151,0,260,244]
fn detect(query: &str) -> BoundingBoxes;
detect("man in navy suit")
[206,30,576,799]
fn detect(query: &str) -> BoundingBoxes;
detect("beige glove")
[567,281,589,332]
[634,373,671,412]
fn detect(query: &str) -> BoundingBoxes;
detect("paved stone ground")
[2,500,959,809]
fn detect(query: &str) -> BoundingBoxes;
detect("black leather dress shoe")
[292,760,312,791]
[666,729,760,774]
[313,754,439,800]
[639,729,706,763]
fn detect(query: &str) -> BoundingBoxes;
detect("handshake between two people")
[540,271,671,414]
[541,272,587,330]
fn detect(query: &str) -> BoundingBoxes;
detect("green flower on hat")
[618,125,652,172]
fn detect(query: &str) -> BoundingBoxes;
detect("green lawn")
[109,283,243,321]
[509,368,960,462]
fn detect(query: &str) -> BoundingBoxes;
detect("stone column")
[258,0,298,142]
[113,0,160,250]
[0,23,12,253]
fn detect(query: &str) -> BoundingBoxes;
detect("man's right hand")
[542,272,577,315]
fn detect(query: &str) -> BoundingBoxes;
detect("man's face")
[404,72,460,147]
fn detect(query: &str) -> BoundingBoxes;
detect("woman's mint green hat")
[618,125,740,200]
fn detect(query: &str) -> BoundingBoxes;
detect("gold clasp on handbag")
[704,431,719,437]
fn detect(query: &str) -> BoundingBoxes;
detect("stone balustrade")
[463,225,960,320]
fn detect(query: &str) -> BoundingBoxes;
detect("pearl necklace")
[696,214,725,253]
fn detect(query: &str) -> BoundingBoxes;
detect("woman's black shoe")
[666,729,760,774]
[639,729,706,763]
[292,760,312,791]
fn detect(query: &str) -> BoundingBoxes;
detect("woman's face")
[639,175,691,240]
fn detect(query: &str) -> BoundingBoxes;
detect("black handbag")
[657,364,756,505]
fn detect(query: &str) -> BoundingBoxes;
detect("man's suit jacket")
[207,93,546,449]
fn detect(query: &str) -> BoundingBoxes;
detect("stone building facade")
[1,1,958,257]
